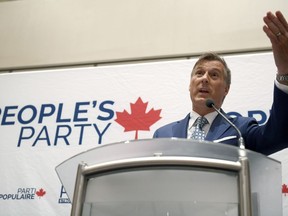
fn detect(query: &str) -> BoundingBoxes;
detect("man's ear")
[188,79,192,92]
[224,85,230,96]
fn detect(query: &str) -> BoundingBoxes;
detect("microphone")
[205,99,245,149]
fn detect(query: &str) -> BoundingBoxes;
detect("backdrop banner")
[0,51,287,215]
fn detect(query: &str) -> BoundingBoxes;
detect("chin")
[199,97,209,102]
[192,98,208,106]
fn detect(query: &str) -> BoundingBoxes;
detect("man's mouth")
[199,88,209,93]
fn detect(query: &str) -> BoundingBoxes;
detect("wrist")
[276,73,288,85]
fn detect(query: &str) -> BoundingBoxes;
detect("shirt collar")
[189,110,218,129]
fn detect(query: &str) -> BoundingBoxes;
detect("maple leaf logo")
[282,184,288,196]
[115,97,162,139]
[36,188,46,198]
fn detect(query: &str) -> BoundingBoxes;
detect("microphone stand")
[205,99,245,149]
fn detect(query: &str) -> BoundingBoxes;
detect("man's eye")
[211,72,219,78]
[195,71,203,76]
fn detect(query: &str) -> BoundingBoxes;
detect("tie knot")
[194,116,208,130]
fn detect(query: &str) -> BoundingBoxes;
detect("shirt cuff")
[275,79,288,94]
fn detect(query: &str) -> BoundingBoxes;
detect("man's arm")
[263,11,288,86]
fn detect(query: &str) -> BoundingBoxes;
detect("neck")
[192,103,216,116]
[193,108,215,116]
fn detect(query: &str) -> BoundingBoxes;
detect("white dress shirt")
[275,80,288,93]
[187,110,218,138]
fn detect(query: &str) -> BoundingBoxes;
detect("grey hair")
[191,52,231,86]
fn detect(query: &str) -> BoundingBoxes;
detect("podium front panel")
[83,167,238,216]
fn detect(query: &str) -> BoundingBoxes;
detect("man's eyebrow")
[195,66,222,71]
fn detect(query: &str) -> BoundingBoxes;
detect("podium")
[56,138,282,216]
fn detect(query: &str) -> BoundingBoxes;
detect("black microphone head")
[206,99,215,108]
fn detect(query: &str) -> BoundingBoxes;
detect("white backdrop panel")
[0,51,287,215]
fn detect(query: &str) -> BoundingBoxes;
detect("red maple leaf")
[282,184,288,196]
[115,97,161,139]
[36,188,46,198]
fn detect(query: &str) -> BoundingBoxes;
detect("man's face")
[189,60,230,112]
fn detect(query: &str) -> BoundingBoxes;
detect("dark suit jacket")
[153,86,288,155]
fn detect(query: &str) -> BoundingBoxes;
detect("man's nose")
[201,72,209,81]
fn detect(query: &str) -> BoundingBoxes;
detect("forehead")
[194,60,225,72]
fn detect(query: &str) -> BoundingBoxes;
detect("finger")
[263,14,280,36]
[263,25,278,43]
[276,11,288,30]
[266,12,286,35]
[276,11,288,38]
[263,11,287,37]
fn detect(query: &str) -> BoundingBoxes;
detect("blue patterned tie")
[191,116,208,140]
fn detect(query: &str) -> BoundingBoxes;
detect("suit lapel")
[205,111,232,141]
[172,114,190,138]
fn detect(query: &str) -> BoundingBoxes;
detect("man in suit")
[153,11,288,156]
